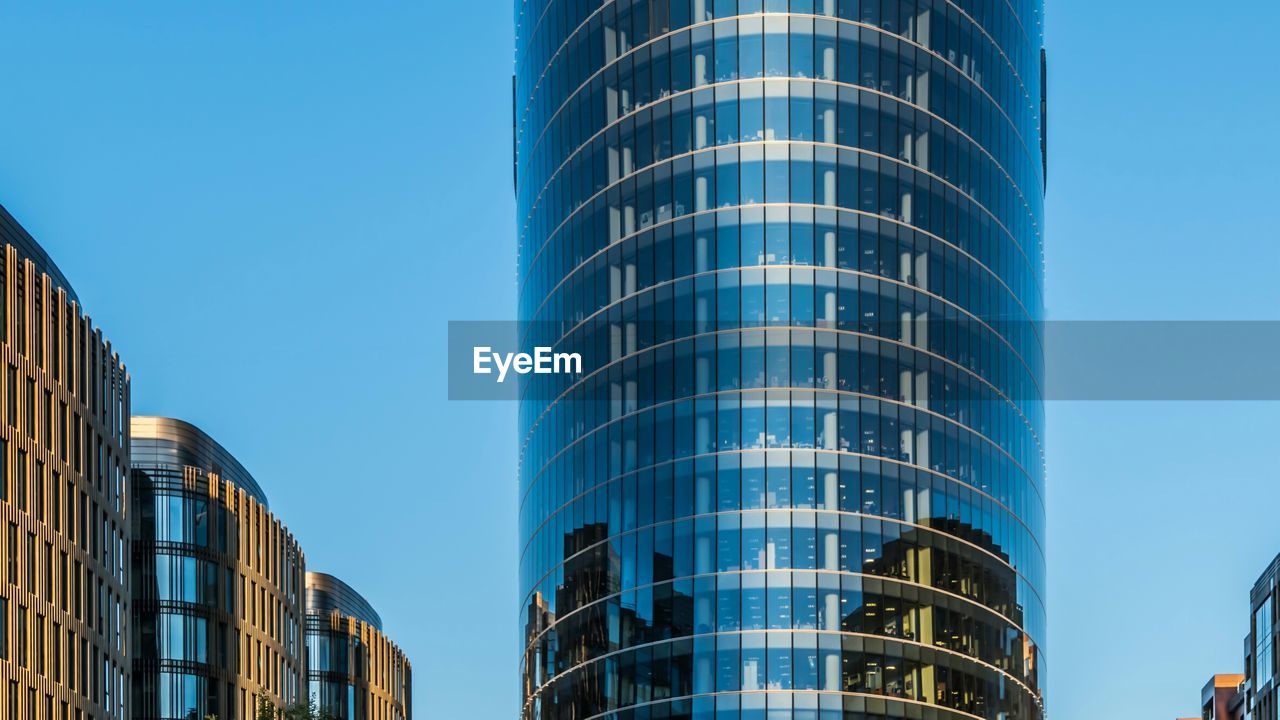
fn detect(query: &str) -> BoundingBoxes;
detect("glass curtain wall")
[516,2,1047,720]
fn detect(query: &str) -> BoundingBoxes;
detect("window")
[6,366,16,428]
[26,533,35,589]
[34,460,44,522]
[1258,597,1274,685]
[68,629,77,691]
[43,391,51,447]
[53,622,61,682]
[17,604,27,668]
[74,561,82,620]
[15,451,25,512]
[6,524,15,584]
[35,613,44,676]
[25,378,34,439]
[65,480,75,544]
[59,402,68,462]
[51,474,60,532]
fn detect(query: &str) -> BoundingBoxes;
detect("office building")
[1176,673,1245,720]
[304,572,411,720]
[1246,554,1280,720]
[130,417,306,720]
[0,207,131,720]
[515,2,1049,719]
[1179,553,1280,720]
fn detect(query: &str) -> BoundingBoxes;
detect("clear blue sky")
[0,3,1277,719]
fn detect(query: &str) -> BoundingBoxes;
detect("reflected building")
[515,2,1049,719]
[304,572,411,720]
[130,417,306,720]
[0,207,131,720]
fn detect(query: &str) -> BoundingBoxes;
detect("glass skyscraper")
[516,2,1047,720]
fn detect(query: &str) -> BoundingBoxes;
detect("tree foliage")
[251,696,335,720]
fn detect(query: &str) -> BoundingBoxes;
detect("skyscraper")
[0,207,131,720]
[130,416,307,720]
[515,3,1047,719]
[304,572,412,720]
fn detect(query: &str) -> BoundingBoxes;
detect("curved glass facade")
[516,2,1047,720]
[0,240,129,720]
[130,417,306,720]
[305,572,412,720]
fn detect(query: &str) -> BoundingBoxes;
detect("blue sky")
[1,2,1278,718]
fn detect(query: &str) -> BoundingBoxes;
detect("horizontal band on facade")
[520,131,1041,300]
[517,11,1041,175]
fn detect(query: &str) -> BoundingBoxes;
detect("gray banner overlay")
[1045,321,1280,400]
[448,321,524,401]
[448,320,1280,401]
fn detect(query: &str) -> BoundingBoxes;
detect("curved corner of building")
[128,412,307,720]
[305,571,384,629]
[1,226,128,720]
[0,202,80,303]
[305,571,413,720]
[130,414,270,506]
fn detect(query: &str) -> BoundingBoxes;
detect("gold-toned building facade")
[131,417,306,720]
[0,234,131,720]
[305,572,411,720]
[0,205,415,720]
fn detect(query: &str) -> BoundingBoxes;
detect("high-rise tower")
[516,3,1047,719]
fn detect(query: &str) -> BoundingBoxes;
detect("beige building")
[131,417,307,720]
[0,226,132,720]
[1,203,414,720]
[305,572,411,720]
